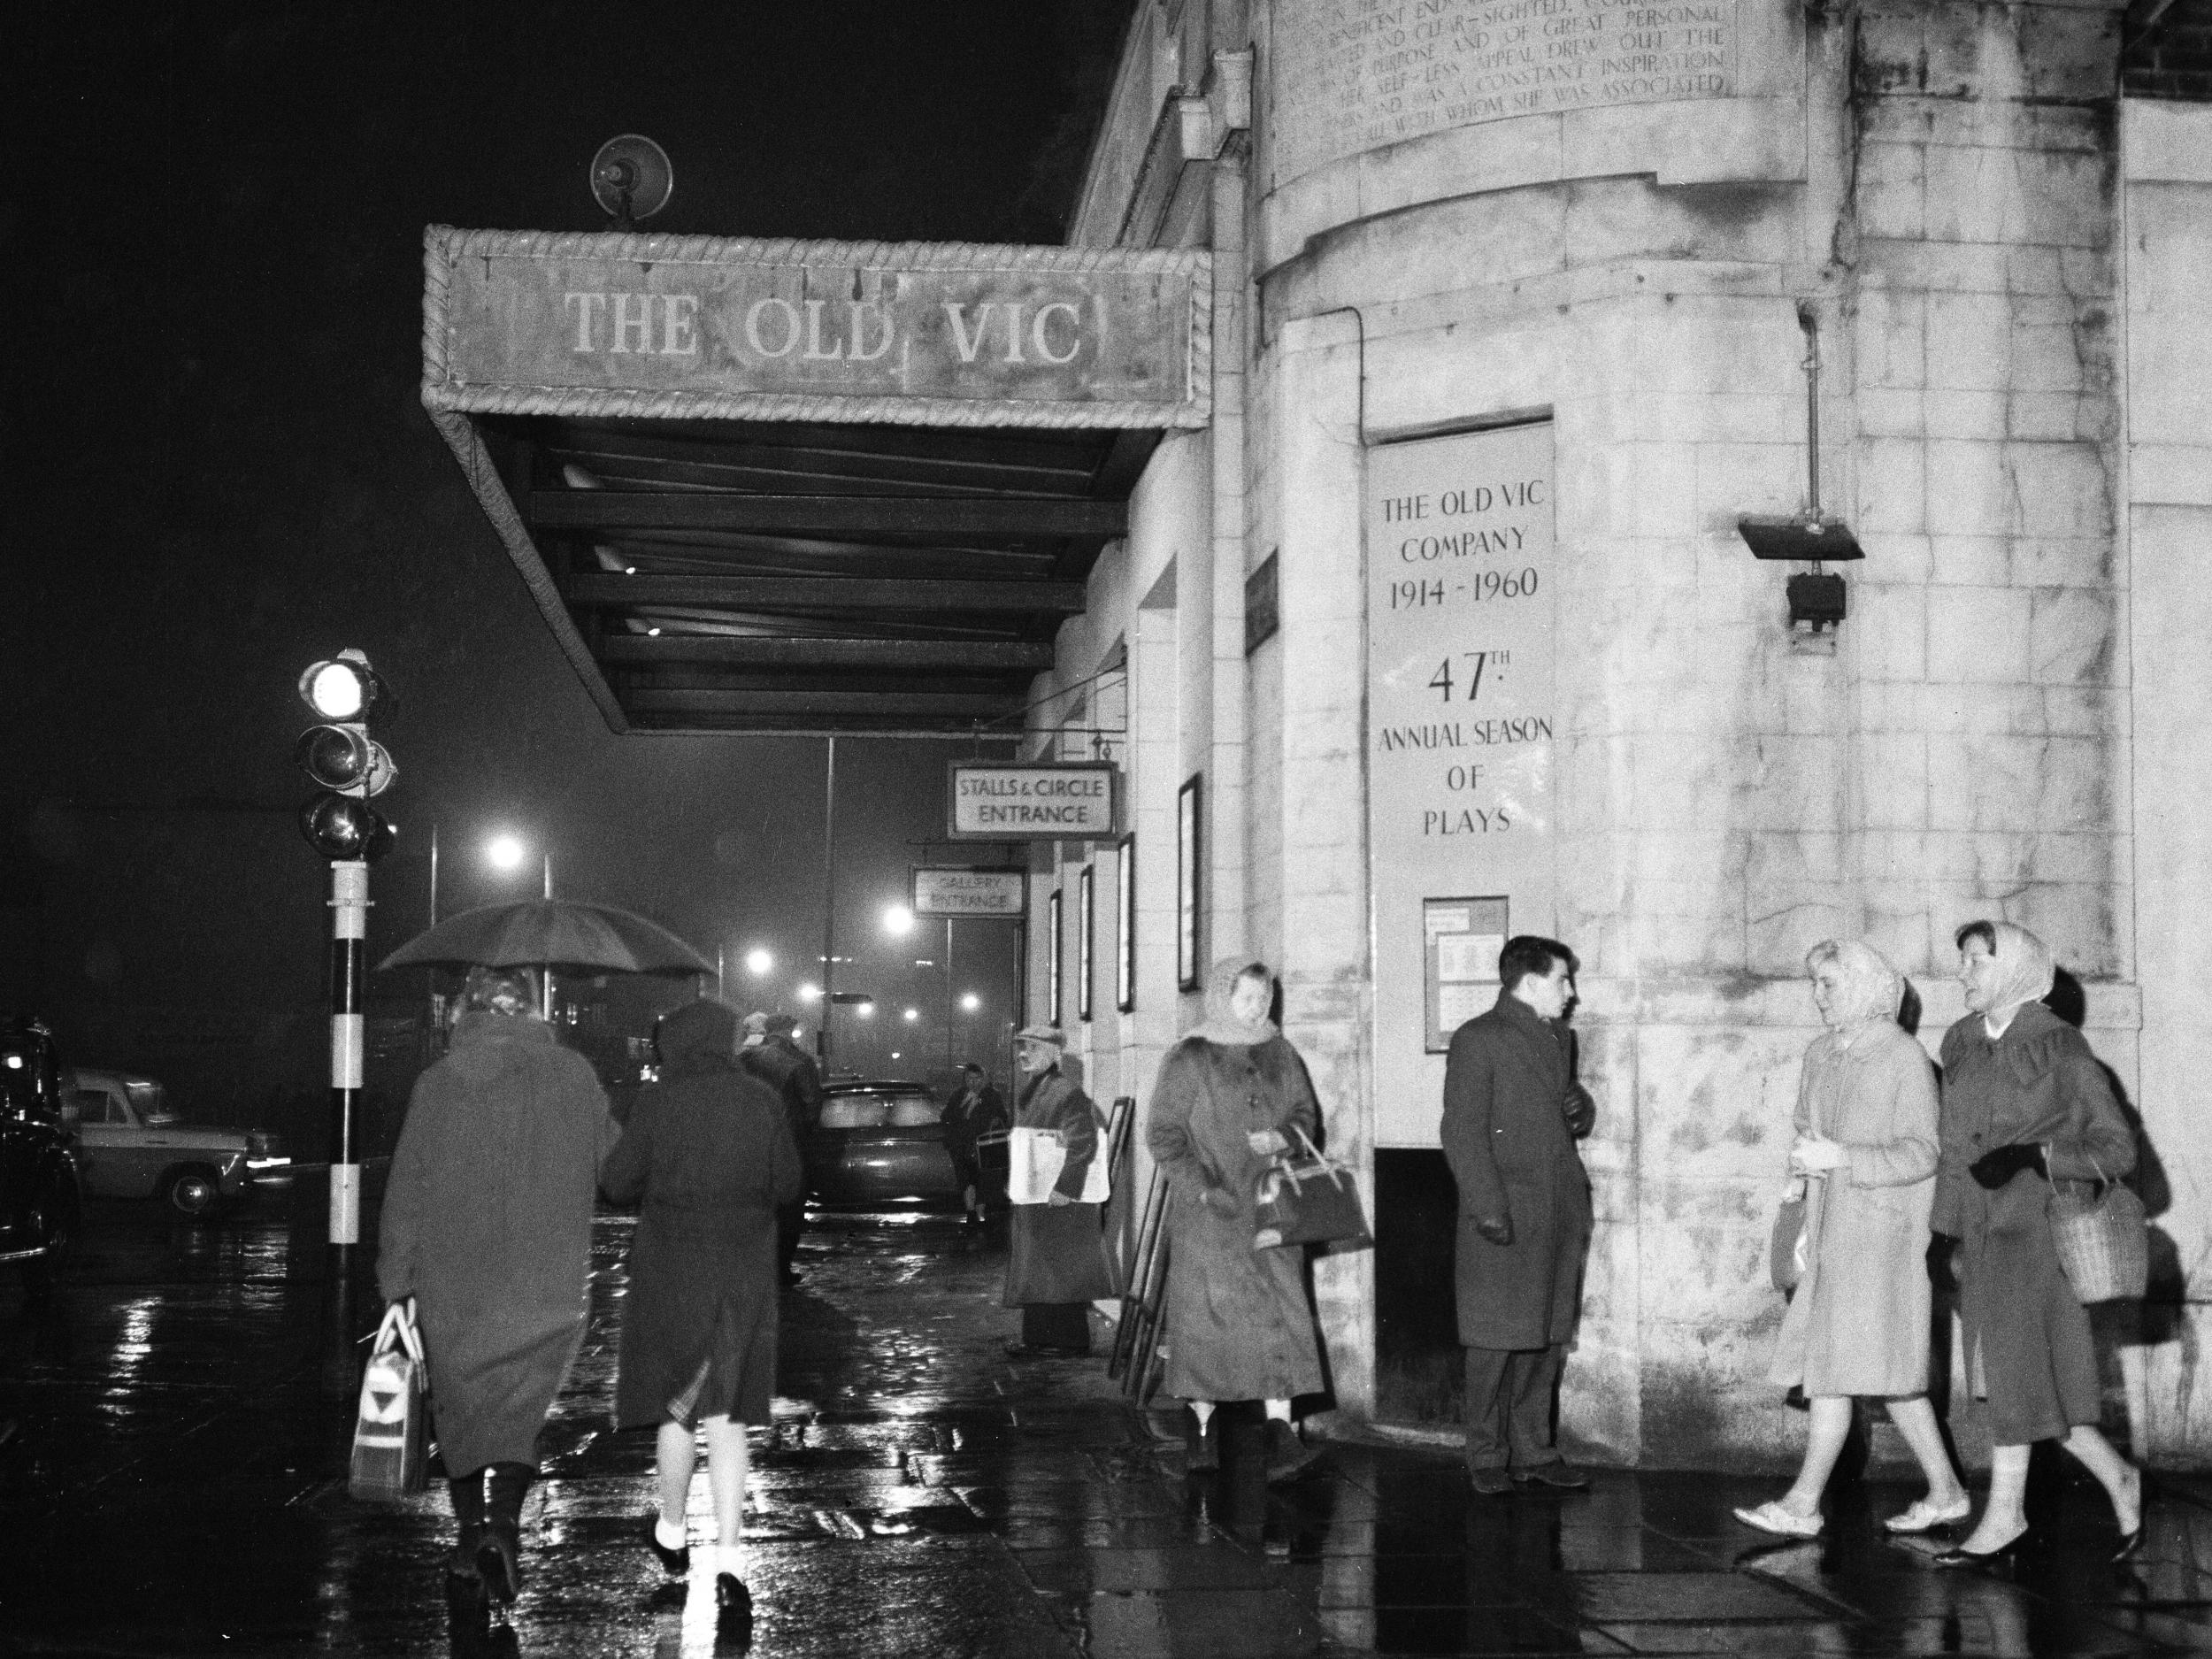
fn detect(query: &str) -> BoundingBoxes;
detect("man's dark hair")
[1498,934,1578,992]
[962,1062,983,1076]
[1954,919,1998,955]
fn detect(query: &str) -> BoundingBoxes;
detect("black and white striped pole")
[296,649,398,1259]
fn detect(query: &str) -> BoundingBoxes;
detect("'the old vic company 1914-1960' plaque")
[1271,0,1740,185]
[1366,422,1558,1147]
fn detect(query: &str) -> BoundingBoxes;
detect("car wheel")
[164,1167,225,1220]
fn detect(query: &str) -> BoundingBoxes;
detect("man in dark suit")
[740,1012,824,1285]
[1440,934,1597,1494]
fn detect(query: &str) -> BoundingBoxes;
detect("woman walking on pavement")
[601,999,802,1628]
[1002,1025,1118,1356]
[1734,940,1970,1540]
[1147,959,1326,1484]
[1928,921,2145,1568]
[377,966,617,1620]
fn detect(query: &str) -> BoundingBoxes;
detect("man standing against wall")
[1441,934,1597,1495]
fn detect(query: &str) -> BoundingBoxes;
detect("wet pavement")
[4,1193,2212,1657]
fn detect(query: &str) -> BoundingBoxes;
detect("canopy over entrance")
[422,227,1210,737]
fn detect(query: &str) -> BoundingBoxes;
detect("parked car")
[803,1079,1007,1211]
[63,1067,288,1218]
[0,1017,83,1281]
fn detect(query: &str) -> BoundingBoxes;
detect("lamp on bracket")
[1737,303,1862,645]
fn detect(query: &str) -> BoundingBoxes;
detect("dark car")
[804,1079,1007,1211]
[0,1017,84,1285]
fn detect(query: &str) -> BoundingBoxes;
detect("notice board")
[1366,423,1559,1147]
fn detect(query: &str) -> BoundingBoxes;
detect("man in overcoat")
[740,1011,824,1284]
[1002,1025,1116,1356]
[1440,934,1597,1494]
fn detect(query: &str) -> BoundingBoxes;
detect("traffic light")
[296,649,397,862]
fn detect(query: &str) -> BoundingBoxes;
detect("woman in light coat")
[1146,959,1326,1484]
[1928,920,2142,1567]
[1734,940,1970,1539]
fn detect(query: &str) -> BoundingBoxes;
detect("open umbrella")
[378,900,714,977]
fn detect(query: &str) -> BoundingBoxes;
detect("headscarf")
[1973,920,2056,1025]
[1191,957,1279,1047]
[656,998,740,1080]
[460,964,538,1019]
[1804,939,1902,1031]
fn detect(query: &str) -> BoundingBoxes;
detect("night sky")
[4,3,1129,1124]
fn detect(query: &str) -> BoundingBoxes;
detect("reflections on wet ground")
[2,1198,2209,1655]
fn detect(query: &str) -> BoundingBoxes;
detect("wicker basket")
[2048,1158,2148,1303]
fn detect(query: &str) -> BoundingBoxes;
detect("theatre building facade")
[1024,0,2212,1466]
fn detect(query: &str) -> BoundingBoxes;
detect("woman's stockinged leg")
[1959,1443,2032,1552]
[703,1414,752,1563]
[1886,1397,1969,1508]
[2062,1425,2142,1531]
[1778,1396,1853,1517]
[656,1419,696,1534]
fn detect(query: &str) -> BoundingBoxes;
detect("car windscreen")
[127,1080,177,1124]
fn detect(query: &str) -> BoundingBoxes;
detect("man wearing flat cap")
[1002,1025,1117,1357]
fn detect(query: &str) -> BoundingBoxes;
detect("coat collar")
[450,1010,553,1048]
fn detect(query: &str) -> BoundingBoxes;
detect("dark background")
[2,2,1132,1148]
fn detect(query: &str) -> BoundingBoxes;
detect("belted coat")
[1932,1002,2134,1443]
[1440,992,1595,1351]
[1002,1067,1118,1307]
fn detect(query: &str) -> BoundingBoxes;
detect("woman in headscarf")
[1146,959,1327,1484]
[1002,1024,1118,1356]
[1733,941,1970,1539]
[378,966,616,1617]
[1929,920,2143,1566]
[601,998,802,1627]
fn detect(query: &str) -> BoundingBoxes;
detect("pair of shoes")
[1004,1341,1087,1359]
[1264,1418,1324,1484]
[1932,1525,2029,1569]
[1513,1462,1590,1490]
[644,1513,689,1576]
[1467,1465,1515,1496]
[1733,1501,1823,1539]
[1183,1408,1218,1474]
[1885,1495,1973,1534]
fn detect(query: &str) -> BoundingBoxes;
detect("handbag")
[349,1300,431,1502]
[1007,1123,1110,1205]
[1253,1126,1371,1250]
[1770,1179,1809,1294]
[2047,1152,2148,1303]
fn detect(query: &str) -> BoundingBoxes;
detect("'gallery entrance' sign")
[1366,421,1559,1147]
[948,763,1119,841]
[422,228,1210,429]
[912,867,1027,918]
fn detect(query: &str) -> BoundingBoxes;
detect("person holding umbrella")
[601,998,802,1627]
[377,965,617,1617]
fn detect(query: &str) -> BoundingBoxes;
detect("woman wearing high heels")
[602,999,803,1624]
[1929,921,2143,1567]
[1733,941,1970,1540]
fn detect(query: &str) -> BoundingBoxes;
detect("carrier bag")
[349,1299,431,1501]
[1253,1126,1371,1250]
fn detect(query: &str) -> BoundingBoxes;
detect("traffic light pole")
[328,858,368,1255]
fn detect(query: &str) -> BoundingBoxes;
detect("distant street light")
[960,992,980,1012]
[484,833,551,900]
[902,1007,920,1023]
[796,982,822,1003]
[882,903,915,937]
[745,947,773,976]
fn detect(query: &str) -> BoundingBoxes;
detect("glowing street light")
[485,834,527,872]
[796,982,822,1003]
[902,1007,920,1023]
[854,1001,874,1019]
[881,903,915,937]
[960,992,981,1012]
[745,947,773,976]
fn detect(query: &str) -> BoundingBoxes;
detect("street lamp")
[745,947,773,976]
[882,903,914,938]
[902,1007,920,1023]
[796,982,822,1003]
[960,992,980,1013]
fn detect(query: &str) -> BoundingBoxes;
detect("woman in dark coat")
[601,998,802,1620]
[1146,959,1326,1483]
[1930,920,2144,1567]
[1002,1025,1117,1356]
[378,966,616,1609]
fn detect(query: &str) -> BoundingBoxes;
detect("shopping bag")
[349,1300,430,1501]
[1007,1124,1111,1205]
[2048,1154,2148,1302]
[1253,1126,1371,1250]
[1770,1179,1808,1294]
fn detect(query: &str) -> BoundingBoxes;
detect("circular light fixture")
[296,650,396,727]
[745,948,773,976]
[855,1002,874,1018]
[882,904,915,937]
[796,982,822,1003]
[485,834,527,872]
[294,726,396,796]
[298,795,396,863]
[902,1007,919,1023]
[960,993,980,1012]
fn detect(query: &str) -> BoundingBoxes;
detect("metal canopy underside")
[466,415,1159,737]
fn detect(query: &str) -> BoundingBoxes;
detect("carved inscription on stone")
[1271,0,1739,184]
